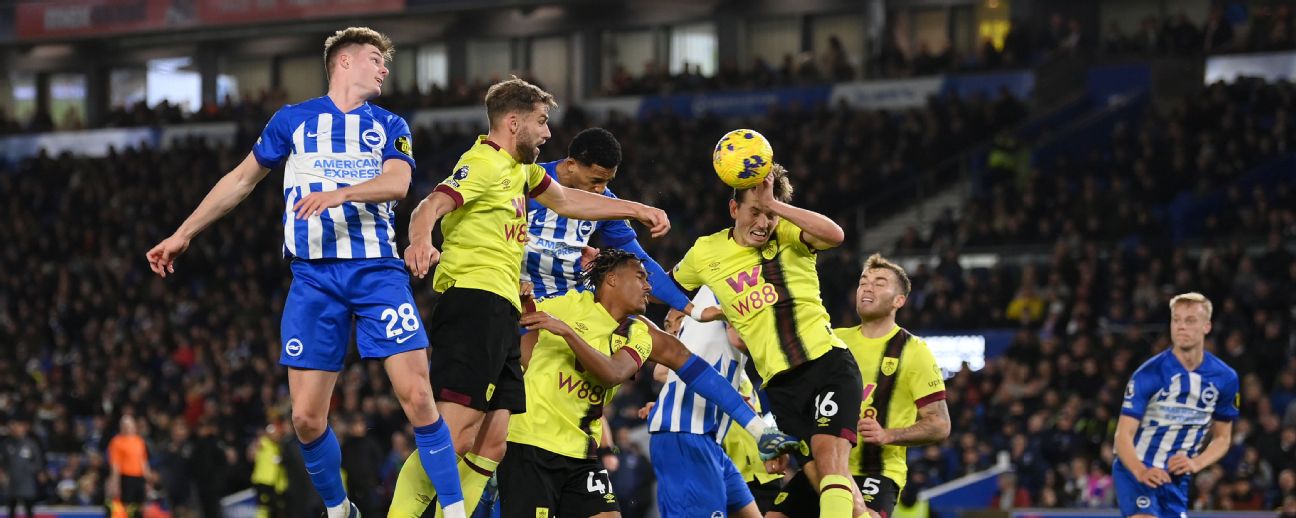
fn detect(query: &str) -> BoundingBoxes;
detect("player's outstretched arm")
[146,152,271,277]
[293,159,411,219]
[1115,415,1170,487]
[639,319,791,448]
[534,182,670,237]
[404,190,458,278]
[520,311,641,385]
[752,174,844,250]
[1169,420,1232,476]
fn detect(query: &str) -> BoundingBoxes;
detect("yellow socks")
[389,452,436,518]
[819,474,856,518]
[438,453,500,518]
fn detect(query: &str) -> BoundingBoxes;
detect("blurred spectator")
[3,417,43,518]
[341,415,383,518]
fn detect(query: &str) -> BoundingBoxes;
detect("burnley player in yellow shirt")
[769,253,950,518]
[393,77,669,517]
[671,165,869,518]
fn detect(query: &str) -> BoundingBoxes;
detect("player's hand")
[292,190,347,220]
[601,450,620,472]
[405,240,440,279]
[637,402,655,420]
[146,234,191,278]
[698,306,726,322]
[757,428,801,460]
[581,247,600,268]
[1167,454,1200,476]
[1136,466,1172,488]
[858,416,891,445]
[520,281,536,311]
[520,311,575,337]
[634,205,671,238]
[752,172,778,206]
[764,453,790,475]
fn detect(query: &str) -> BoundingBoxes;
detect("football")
[712,129,774,189]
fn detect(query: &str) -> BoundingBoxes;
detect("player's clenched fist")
[146,235,190,278]
[634,205,671,238]
[404,240,440,279]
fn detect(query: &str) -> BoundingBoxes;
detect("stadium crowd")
[0,77,1293,518]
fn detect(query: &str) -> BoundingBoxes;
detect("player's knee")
[395,383,435,414]
[291,412,327,442]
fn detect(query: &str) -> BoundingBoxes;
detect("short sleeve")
[434,158,499,209]
[907,340,947,408]
[774,219,814,255]
[1213,372,1241,422]
[615,322,654,369]
[671,243,706,291]
[595,188,638,248]
[252,108,293,168]
[382,115,416,170]
[526,164,553,198]
[1121,369,1159,419]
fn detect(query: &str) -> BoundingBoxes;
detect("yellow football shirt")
[839,325,946,488]
[508,291,654,459]
[672,219,845,382]
[432,136,551,311]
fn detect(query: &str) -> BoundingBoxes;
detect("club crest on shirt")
[1201,384,1218,405]
[881,357,899,376]
[364,129,386,150]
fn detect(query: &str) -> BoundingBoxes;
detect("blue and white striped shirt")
[1120,349,1239,469]
[524,161,690,310]
[252,96,416,260]
[647,286,747,439]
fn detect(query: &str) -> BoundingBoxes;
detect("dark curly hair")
[579,249,641,292]
[569,128,622,169]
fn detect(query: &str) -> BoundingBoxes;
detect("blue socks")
[675,354,763,435]
[299,426,347,507]
[414,418,465,509]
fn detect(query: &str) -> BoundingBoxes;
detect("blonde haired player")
[146,27,466,518]
[1113,293,1238,518]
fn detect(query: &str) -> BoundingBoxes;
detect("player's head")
[323,27,393,99]
[485,76,557,164]
[664,308,686,336]
[581,249,650,315]
[728,163,793,248]
[562,128,621,193]
[857,253,911,321]
[120,415,138,435]
[1169,292,1213,350]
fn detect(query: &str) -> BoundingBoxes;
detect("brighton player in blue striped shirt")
[525,127,719,322]
[145,27,466,518]
[1114,292,1239,518]
[646,286,764,518]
